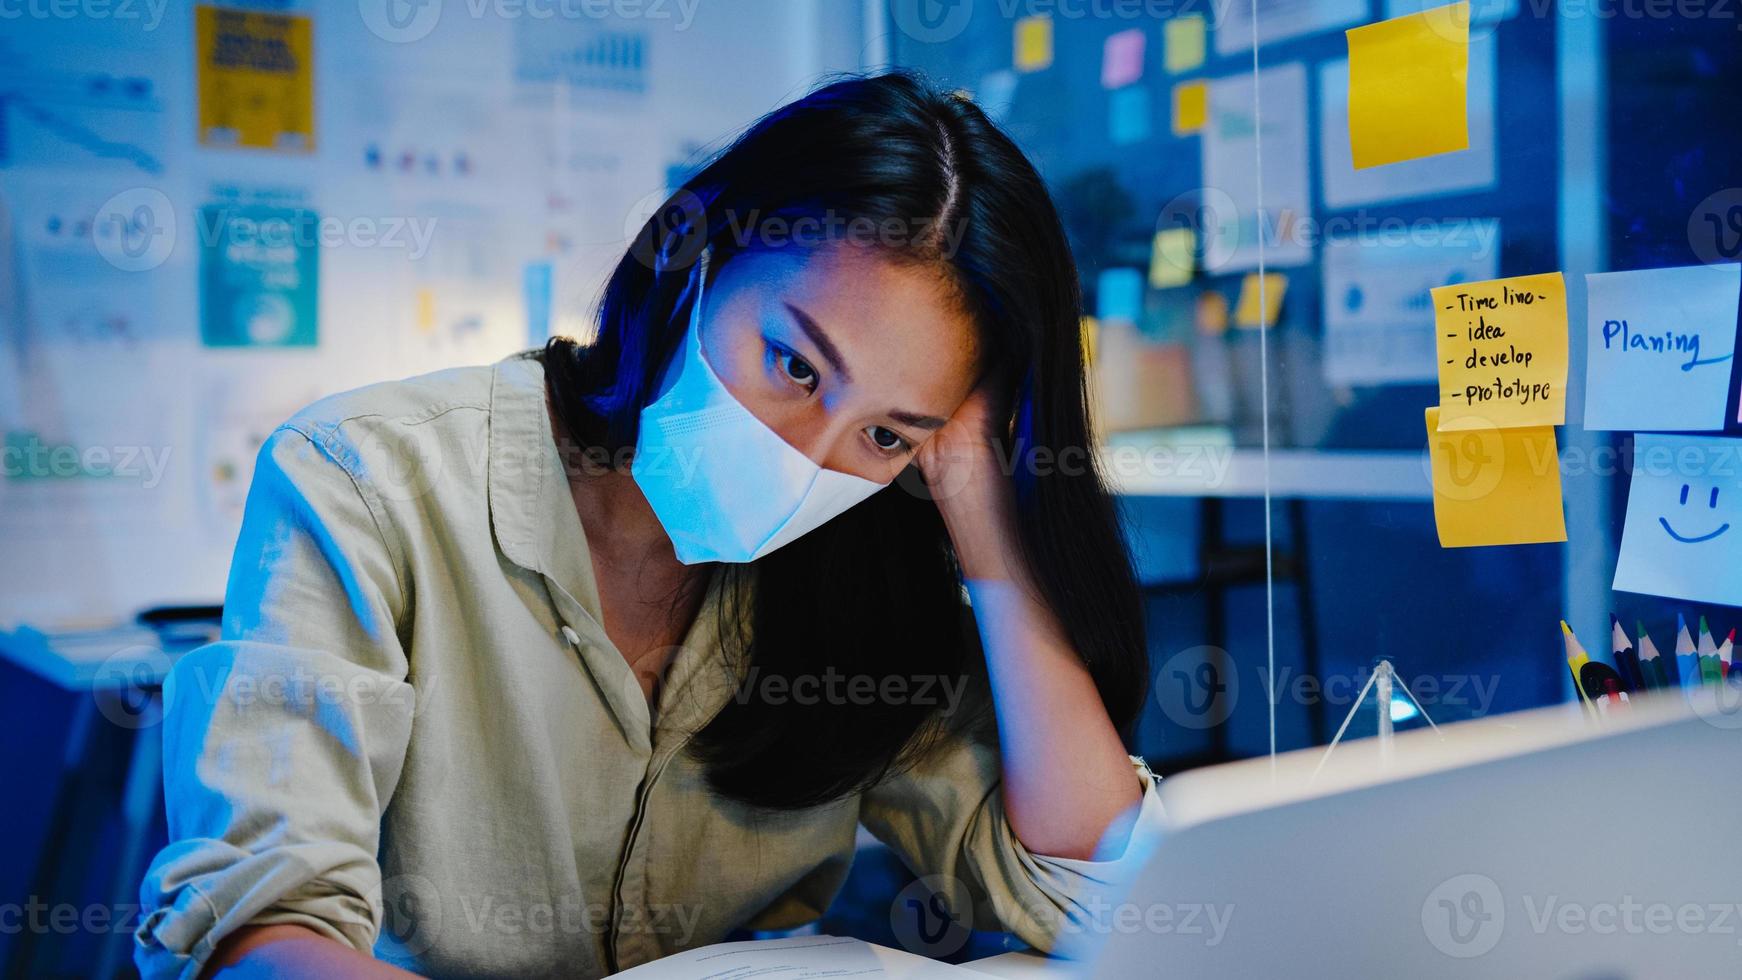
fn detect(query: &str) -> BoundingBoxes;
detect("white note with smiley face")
[1614,434,1742,606]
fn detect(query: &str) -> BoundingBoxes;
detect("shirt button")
[561,625,581,647]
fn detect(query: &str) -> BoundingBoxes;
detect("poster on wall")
[198,197,319,347]
[1201,63,1312,273]
[1321,219,1501,386]
[1318,37,1498,209]
[1215,0,1369,56]
[196,5,315,151]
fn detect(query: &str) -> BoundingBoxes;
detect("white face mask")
[631,252,887,564]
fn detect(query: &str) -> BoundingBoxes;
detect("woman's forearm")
[204,924,420,979]
[937,462,1142,862]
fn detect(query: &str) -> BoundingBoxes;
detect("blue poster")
[199,203,318,347]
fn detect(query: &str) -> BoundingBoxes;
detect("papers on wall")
[1431,271,1568,430]
[976,70,1019,122]
[196,6,315,151]
[1386,0,1517,27]
[1582,263,1741,432]
[1426,406,1567,548]
[1345,2,1471,169]
[1149,227,1196,289]
[1097,267,1144,324]
[199,196,319,347]
[1318,36,1496,208]
[1215,0,1368,56]
[1102,28,1147,89]
[1015,14,1054,72]
[1234,272,1287,328]
[1165,15,1207,73]
[1321,219,1500,386]
[1614,434,1742,607]
[1202,64,1312,273]
[1110,85,1152,144]
[1171,80,1208,135]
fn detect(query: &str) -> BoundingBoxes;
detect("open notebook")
[610,935,1051,979]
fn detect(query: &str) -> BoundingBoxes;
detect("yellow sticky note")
[1432,271,1568,430]
[1015,15,1054,72]
[1171,80,1208,135]
[1165,15,1206,73]
[1148,227,1195,289]
[1426,407,1567,548]
[1345,1,1470,169]
[1234,272,1287,328]
[196,6,315,152]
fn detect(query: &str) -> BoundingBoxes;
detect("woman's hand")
[913,374,1025,583]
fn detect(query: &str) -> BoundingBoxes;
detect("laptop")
[1087,691,1742,979]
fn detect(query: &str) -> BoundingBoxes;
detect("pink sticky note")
[1102,29,1147,89]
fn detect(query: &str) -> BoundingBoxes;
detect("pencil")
[1636,621,1667,690]
[1675,613,1700,691]
[1720,629,1736,684]
[1698,616,1722,687]
[1610,615,1642,692]
[1562,620,1594,709]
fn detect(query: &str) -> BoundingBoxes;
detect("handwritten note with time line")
[1432,271,1568,430]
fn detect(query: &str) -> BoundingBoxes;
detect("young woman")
[135,73,1160,979]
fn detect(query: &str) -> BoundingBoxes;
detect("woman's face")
[696,243,982,484]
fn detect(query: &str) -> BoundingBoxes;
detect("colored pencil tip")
[1699,615,1710,634]
[1637,621,1648,637]
[1560,620,1573,636]
[1678,612,1688,630]
[1730,630,1737,642]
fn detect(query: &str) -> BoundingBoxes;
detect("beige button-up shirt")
[133,353,1160,979]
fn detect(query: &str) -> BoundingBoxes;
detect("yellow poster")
[1346,1,1469,169]
[1426,407,1566,548]
[197,6,315,152]
[1431,271,1568,430]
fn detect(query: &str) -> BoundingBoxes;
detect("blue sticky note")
[1097,267,1144,324]
[1583,263,1740,432]
[1109,85,1151,145]
[1613,433,1742,607]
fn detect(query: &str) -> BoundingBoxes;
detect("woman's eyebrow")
[890,410,948,431]
[783,302,851,382]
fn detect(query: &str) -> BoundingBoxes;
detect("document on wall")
[1318,37,1496,208]
[1201,64,1311,273]
[1582,262,1741,432]
[609,936,981,978]
[1321,219,1500,386]
[1613,434,1742,607]
[1431,271,1568,430]
[1425,406,1566,548]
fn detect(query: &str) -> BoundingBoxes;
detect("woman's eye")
[775,347,817,389]
[867,425,909,455]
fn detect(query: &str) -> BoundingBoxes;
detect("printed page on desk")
[609,936,975,978]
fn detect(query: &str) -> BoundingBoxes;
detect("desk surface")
[961,950,1070,978]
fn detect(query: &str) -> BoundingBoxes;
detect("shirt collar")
[487,353,604,621]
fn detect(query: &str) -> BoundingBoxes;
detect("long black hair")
[542,71,1146,810]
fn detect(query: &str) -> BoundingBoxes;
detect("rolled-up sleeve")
[134,425,416,980]
[860,732,1165,958]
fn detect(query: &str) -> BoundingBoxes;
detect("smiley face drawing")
[1614,434,1742,609]
[1659,483,1732,544]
